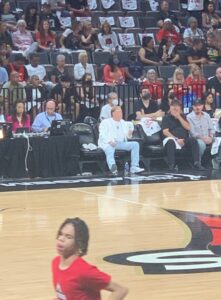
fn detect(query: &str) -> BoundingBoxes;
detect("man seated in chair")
[32,100,63,133]
[98,106,144,175]
[162,99,204,171]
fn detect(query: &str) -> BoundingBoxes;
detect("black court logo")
[104,209,221,274]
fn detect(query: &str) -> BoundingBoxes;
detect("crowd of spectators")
[0,0,221,170]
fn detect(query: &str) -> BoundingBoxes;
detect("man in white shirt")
[74,51,95,82]
[26,53,46,81]
[99,92,119,121]
[98,106,144,175]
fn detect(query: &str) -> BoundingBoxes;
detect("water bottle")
[124,162,130,176]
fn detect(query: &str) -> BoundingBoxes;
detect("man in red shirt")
[156,18,181,45]
[52,217,128,300]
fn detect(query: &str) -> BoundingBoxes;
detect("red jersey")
[156,29,181,45]
[185,76,206,98]
[142,80,163,100]
[52,256,111,300]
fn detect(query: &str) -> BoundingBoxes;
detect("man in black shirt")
[161,99,203,171]
[66,0,90,16]
[207,67,221,108]
[39,3,61,31]
[134,87,164,120]
[157,0,183,31]
[187,39,208,65]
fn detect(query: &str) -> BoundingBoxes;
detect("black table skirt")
[0,135,80,178]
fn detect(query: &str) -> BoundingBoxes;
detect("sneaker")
[110,164,118,175]
[212,158,220,170]
[194,162,206,171]
[130,166,145,174]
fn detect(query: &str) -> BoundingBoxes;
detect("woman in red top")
[185,64,206,98]
[103,54,127,84]
[52,217,128,300]
[6,100,31,132]
[36,20,56,51]
[169,67,187,101]
[142,69,164,105]
[156,18,181,46]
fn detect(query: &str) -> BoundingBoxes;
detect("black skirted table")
[0,135,80,178]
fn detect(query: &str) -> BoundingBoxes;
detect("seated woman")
[183,17,204,47]
[80,21,99,51]
[202,2,221,31]
[138,36,161,66]
[51,75,80,120]
[103,54,127,84]
[76,73,99,122]
[50,54,69,84]
[158,37,180,65]
[6,100,31,132]
[202,91,215,117]
[60,21,82,51]
[23,4,39,32]
[98,21,121,52]
[74,51,95,82]
[12,20,38,57]
[35,20,56,51]
[169,67,187,101]
[185,64,206,99]
[142,69,164,105]
[0,1,17,31]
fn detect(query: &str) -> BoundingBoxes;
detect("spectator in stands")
[156,19,181,46]
[51,75,80,118]
[12,20,38,57]
[6,100,31,132]
[98,21,121,52]
[158,37,180,65]
[187,99,216,167]
[32,99,62,132]
[26,53,46,82]
[157,0,183,30]
[36,20,56,52]
[66,0,91,17]
[23,4,39,32]
[161,90,179,114]
[0,22,13,50]
[206,33,221,64]
[183,17,204,47]
[99,92,119,121]
[142,69,163,105]
[0,64,8,84]
[39,3,61,32]
[207,66,221,106]
[76,72,99,121]
[0,1,16,31]
[74,51,95,82]
[169,67,187,101]
[103,54,127,84]
[187,39,208,65]
[161,99,203,171]
[0,71,26,114]
[98,106,144,175]
[50,54,69,84]
[0,42,11,65]
[185,64,206,99]
[202,2,221,30]
[25,74,48,116]
[134,87,164,120]
[187,0,204,28]
[80,21,99,51]
[6,54,29,84]
[60,21,82,50]
[138,36,161,67]
[125,52,143,82]
[202,91,215,117]
[207,17,221,38]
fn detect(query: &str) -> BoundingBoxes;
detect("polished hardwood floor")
[1,180,221,299]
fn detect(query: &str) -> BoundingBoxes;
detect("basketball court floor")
[1,173,221,299]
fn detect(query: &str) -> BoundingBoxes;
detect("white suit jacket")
[98,118,134,150]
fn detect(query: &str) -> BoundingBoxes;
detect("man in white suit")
[98,106,144,175]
